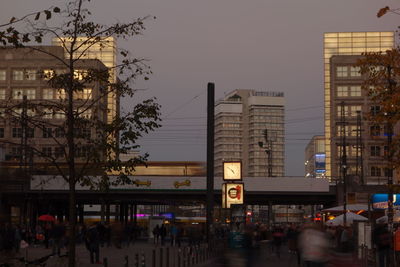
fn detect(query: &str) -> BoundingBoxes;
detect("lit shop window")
[336,66,348,77]
[0,70,6,81]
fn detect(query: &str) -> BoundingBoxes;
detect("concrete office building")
[0,46,108,162]
[214,89,285,177]
[323,32,394,180]
[305,135,326,178]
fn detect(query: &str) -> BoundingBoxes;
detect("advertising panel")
[372,194,400,209]
[222,183,244,208]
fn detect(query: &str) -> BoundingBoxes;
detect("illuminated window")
[73,69,87,80]
[25,70,36,80]
[0,70,6,81]
[42,70,55,80]
[0,89,6,100]
[73,88,92,100]
[12,70,24,80]
[43,108,53,119]
[350,66,361,77]
[12,89,36,99]
[337,86,348,97]
[349,86,361,96]
[54,110,65,119]
[42,89,54,100]
[56,89,66,100]
[78,108,92,119]
[336,66,348,77]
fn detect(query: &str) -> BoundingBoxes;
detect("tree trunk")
[68,180,76,267]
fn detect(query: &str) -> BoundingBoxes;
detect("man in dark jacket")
[86,223,101,264]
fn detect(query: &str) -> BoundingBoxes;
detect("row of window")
[0,69,91,81]
[336,85,362,97]
[336,105,362,117]
[9,146,90,159]
[336,124,391,137]
[336,66,361,78]
[0,88,92,100]
[0,127,91,139]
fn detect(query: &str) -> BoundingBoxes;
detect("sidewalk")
[2,240,210,267]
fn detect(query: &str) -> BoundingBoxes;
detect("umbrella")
[376,211,400,224]
[322,204,368,212]
[325,212,368,226]
[38,214,55,222]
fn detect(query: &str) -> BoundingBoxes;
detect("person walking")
[50,221,65,256]
[85,223,101,264]
[160,224,167,246]
[153,225,160,245]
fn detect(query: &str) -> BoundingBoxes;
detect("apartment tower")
[214,89,285,177]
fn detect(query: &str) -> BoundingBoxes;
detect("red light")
[246,211,252,216]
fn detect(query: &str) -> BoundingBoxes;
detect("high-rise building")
[323,32,394,180]
[214,89,285,177]
[329,54,399,184]
[0,46,108,162]
[52,37,118,124]
[305,135,325,178]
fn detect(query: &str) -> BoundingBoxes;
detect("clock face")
[223,162,242,180]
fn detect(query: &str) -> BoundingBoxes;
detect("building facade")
[304,135,326,178]
[0,46,108,163]
[214,89,285,177]
[329,55,398,185]
[323,32,394,180]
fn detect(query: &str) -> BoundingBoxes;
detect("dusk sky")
[1,0,399,176]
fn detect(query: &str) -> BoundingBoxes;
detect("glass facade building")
[323,32,394,180]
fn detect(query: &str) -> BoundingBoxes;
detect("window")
[73,88,92,100]
[54,128,64,138]
[12,89,36,100]
[12,128,22,138]
[42,108,53,119]
[349,106,361,117]
[370,146,381,156]
[12,70,24,80]
[371,166,381,176]
[0,89,5,100]
[336,66,348,77]
[42,70,55,80]
[0,128,4,138]
[56,89,66,100]
[337,86,348,97]
[43,128,52,138]
[370,125,380,136]
[42,89,54,100]
[350,66,361,77]
[25,70,36,80]
[26,128,34,138]
[54,147,64,158]
[0,70,6,81]
[370,106,380,116]
[349,86,361,96]
[54,111,65,119]
[42,147,52,157]
[73,69,87,80]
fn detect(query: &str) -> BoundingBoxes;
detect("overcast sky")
[1,0,399,176]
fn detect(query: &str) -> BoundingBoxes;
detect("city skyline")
[0,0,399,176]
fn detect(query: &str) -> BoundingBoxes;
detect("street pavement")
[1,240,300,267]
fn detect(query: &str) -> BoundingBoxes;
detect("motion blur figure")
[298,224,329,267]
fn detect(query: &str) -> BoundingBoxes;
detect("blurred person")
[170,224,178,246]
[153,224,160,245]
[85,222,101,264]
[50,221,65,256]
[160,224,167,246]
[373,224,391,267]
[298,224,329,267]
[272,227,284,258]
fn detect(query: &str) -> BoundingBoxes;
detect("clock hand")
[228,167,235,173]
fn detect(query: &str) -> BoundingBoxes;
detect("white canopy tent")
[376,210,400,224]
[325,212,368,226]
[322,204,368,212]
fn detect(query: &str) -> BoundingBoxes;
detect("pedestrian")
[50,221,65,256]
[272,227,284,258]
[153,225,160,245]
[298,223,329,267]
[373,224,391,267]
[160,224,167,246]
[85,222,101,264]
[170,224,178,246]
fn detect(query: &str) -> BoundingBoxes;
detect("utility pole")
[355,110,364,184]
[339,102,348,226]
[206,82,215,244]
